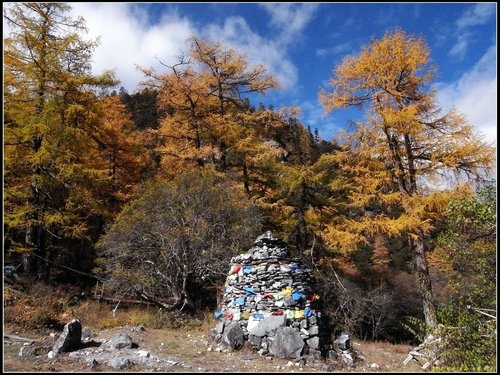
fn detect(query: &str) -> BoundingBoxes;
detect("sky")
[5,2,497,146]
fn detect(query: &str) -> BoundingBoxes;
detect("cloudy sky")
[5,2,496,146]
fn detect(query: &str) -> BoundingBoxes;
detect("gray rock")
[221,321,244,350]
[51,319,82,357]
[308,316,317,325]
[282,295,298,307]
[129,325,145,332]
[334,332,351,351]
[248,334,262,348]
[306,336,320,350]
[215,321,225,334]
[19,342,49,358]
[106,333,134,349]
[81,326,94,339]
[86,358,99,368]
[247,314,286,337]
[328,350,338,360]
[307,324,319,336]
[307,348,322,361]
[341,351,354,368]
[108,356,132,369]
[269,327,304,359]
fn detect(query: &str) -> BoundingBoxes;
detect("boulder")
[247,314,286,337]
[106,333,134,349]
[49,319,82,358]
[108,356,132,369]
[221,321,244,350]
[269,326,304,359]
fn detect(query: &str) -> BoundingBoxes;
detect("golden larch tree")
[4,3,117,278]
[140,36,279,180]
[92,95,149,211]
[319,29,495,330]
[140,58,217,175]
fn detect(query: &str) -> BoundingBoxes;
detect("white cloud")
[449,33,470,59]
[203,16,298,91]
[259,3,319,46]
[5,4,300,95]
[66,4,297,94]
[449,3,496,60]
[69,3,194,92]
[436,45,497,147]
[316,41,355,58]
[456,3,496,29]
[316,48,328,58]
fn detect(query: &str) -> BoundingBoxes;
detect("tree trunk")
[242,158,250,196]
[296,183,307,259]
[179,265,194,310]
[412,231,437,329]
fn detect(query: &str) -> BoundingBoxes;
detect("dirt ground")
[3,323,426,373]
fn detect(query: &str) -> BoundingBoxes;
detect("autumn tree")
[140,36,279,179]
[264,118,335,258]
[4,3,117,279]
[96,170,263,310]
[318,29,495,333]
[140,57,215,175]
[188,36,278,170]
[89,95,149,213]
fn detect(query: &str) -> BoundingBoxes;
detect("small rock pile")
[212,231,325,360]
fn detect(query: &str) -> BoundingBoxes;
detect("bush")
[96,169,263,311]
[434,302,496,372]
[428,184,497,371]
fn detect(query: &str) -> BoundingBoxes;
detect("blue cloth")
[252,313,265,320]
[243,266,252,274]
[292,292,303,301]
[214,311,223,319]
[235,297,246,306]
[304,308,313,317]
[244,287,255,296]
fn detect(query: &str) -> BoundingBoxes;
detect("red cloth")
[231,264,242,274]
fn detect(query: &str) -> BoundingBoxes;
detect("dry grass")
[3,282,213,332]
[3,285,426,372]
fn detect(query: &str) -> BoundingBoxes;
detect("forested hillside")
[3,4,496,372]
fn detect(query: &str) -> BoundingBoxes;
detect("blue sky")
[9,2,496,145]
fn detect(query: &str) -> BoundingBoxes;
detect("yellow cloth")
[294,310,304,319]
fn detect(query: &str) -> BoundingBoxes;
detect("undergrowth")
[3,283,215,333]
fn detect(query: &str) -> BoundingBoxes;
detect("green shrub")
[434,302,496,372]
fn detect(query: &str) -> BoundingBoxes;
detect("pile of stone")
[213,231,325,360]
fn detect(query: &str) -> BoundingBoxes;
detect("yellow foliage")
[318,28,495,261]
[140,35,280,179]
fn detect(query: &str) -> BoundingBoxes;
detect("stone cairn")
[212,231,325,361]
